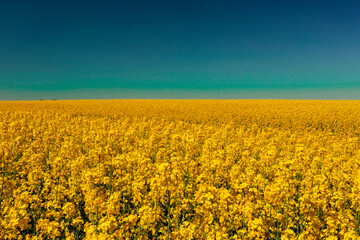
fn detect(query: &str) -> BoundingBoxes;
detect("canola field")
[1,99,360,240]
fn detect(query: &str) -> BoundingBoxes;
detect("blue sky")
[1,0,360,99]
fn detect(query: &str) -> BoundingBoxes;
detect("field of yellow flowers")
[1,99,360,239]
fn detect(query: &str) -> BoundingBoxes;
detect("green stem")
[137,223,142,239]
[167,205,171,240]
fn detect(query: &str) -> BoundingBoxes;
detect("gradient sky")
[1,0,360,99]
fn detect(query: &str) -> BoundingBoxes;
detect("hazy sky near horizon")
[1,0,360,99]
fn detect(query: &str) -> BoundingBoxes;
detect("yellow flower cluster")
[1,99,360,239]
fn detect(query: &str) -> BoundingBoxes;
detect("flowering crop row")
[1,100,360,239]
